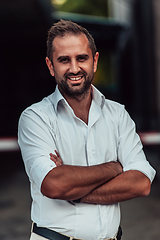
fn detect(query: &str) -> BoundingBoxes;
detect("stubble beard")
[55,70,94,101]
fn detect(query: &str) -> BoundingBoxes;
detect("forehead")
[52,33,92,56]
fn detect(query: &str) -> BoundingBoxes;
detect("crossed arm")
[41,151,151,204]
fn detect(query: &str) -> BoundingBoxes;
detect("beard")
[54,69,94,100]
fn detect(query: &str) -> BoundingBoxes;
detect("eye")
[58,56,70,64]
[77,56,85,62]
[77,55,89,62]
[60,58,70,64]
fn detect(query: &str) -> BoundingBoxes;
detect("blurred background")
[0,0,160,239]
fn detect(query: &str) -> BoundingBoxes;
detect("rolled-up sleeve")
[18,107,56,189]
[117,107,156,182]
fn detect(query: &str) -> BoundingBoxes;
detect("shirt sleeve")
[117,106,156,182]
[18,107,57,189]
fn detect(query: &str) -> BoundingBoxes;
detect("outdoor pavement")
[0,151,160,240]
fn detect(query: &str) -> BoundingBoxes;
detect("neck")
[63,88,92,124]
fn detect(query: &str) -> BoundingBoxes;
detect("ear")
[93,52,99,73]
[45,57,55,76]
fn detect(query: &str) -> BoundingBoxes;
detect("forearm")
[80,170,151,204]
[41,161,122,200]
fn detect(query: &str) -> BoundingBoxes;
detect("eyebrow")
[57,55,70,61]
[57,54,89,61]
[77,54,89,59]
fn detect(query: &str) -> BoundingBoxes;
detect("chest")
[52,112,119,166]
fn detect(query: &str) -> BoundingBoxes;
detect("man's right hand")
[50,150,63,167]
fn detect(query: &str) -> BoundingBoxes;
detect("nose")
[69,59,80,74]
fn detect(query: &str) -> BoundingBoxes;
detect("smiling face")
[46,33,99,100]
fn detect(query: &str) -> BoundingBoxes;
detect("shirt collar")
[51,85,65,114]
[91,85,105,109]
[51,85,105,114]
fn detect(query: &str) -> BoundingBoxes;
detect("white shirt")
[18,85,155,240]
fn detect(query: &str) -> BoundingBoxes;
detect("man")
[18,20,156,240]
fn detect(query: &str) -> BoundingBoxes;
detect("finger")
[50,156,56,161]
[49,152,63,166]
[49,153,58,162]
[53,151,63,164]
[54,150,60,157]
[50,153,58,159]
[49,156,59,167]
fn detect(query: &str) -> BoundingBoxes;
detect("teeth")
[69,76,82,81]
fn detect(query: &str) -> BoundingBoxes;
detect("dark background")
[0,0,158,138]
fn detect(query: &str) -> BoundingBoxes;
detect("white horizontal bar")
[139,132,160,145]
[0,138,19,151]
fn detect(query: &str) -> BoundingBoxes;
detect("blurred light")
[139,132,160,145]
[52,0,67,5]
[0,138,19,151]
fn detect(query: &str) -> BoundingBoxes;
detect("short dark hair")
[46,19,97,62]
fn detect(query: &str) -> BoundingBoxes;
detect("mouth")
[67,75,84,85]
[68,76,83,81]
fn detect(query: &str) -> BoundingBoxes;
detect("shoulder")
[102,98,134,127]
[103,98,125,115]
[92,85,125,114]
[19,93,56,125]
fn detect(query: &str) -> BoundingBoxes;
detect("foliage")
[53,0,109,17]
